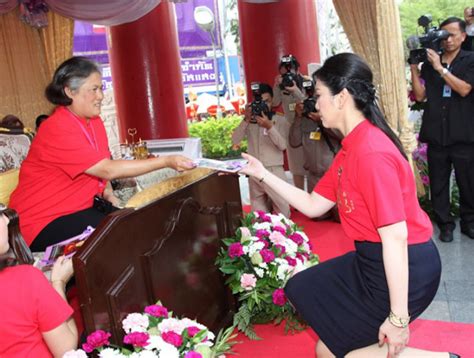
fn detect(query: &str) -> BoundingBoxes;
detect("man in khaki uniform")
[232,83,290,217]
[272,55,307,191]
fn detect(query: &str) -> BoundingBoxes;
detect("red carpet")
[234,208,474,357]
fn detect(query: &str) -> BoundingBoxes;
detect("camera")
[249,83,269,123]
[406,14,450,64]
[302,80,316,117]
[279,55,302,90]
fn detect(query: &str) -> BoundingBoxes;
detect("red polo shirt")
[0,265,73,357]
[9,106,110,246]
[315,120,432,244]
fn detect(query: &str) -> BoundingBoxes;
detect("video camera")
[249,82,270,123]
[406,14,450,64]
[279,55,302,90]
[302,80,317,117]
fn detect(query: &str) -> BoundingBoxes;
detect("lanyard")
[67,108,99,152]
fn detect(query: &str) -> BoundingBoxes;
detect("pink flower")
[240,273,257,291]
[421,175,430,185]
[186,326,202,337]
[272,288,287,306]
[144,304,169,318]
[228,242,244,258]
[256,211,271,222]
[255,229,270,238]
[162,331,183,347]
[289,233,304,245]
[274,244,286,256]
[123,331,150,347]
[269,231,286,245]
[185,352,203,358]
[272,225,286,235]
[82,330,111,353]
[260,249,275,263]
[285,256,297,266]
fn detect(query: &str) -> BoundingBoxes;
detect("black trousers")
[30,207,109,252]
[427,143,474,231]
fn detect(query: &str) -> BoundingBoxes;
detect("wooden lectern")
[73,170,242,342]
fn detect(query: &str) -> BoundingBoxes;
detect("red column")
[109,2,188,141]
[237,0,321,101]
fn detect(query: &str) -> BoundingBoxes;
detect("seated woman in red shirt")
[240,53,456,358]
[0,205,78,357]
[9,57,195,251]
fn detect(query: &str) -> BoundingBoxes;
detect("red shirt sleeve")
[314,160,338,202]
[356,152,406,228]
[38,114,110,179]
[27,267,74,332]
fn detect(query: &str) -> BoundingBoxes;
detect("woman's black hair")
[45,56,101,106]
[0,206,33,271]
[313,53,407,160]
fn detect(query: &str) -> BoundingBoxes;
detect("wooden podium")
[73,171,242,342]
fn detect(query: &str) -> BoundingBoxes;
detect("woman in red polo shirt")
[240,53,455,358]
[0,205,77,357]
[9,57,195,251]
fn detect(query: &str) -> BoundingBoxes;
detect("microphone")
[406,35,420,50]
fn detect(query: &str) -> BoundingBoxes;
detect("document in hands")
[40,226,95,268]
[192,158,248,173]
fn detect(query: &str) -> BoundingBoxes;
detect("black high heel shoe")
[449,353,461,358]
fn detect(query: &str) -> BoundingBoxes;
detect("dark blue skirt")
[284,240,441,358]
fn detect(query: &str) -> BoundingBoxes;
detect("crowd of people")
[0,7,473,358]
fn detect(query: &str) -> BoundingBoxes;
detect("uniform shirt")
[272,84,305,124]
[0,265,73,357]
[315,120,432,244]
[232,113,289,167]
[9,106,110,245]
[419,50,474,146]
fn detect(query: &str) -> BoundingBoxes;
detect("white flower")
[283,239,298,255]
[277,263,292,281]
[122,313,149,333]
[254,267,264,278]
[158,317,185,335]
[63,350,88,358]
[157,343,179,358]
[247,241,265,256]
[253,222,271,231]
[269,231,286,246]
[130,352,159,358]
[99,348,127,358]
[258,262,268,269]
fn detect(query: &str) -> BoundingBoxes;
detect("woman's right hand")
[51,256,74,285]
[239,153,266,179]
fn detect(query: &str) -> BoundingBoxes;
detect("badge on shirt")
[288,103,296,112]
[442,84,452,98]
[309,131,321,140]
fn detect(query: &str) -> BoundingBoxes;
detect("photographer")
[232,83,290,217]
[289,79,342,196]
[410,17,474,242]
[463,6,474,50]
[273,55,307,191]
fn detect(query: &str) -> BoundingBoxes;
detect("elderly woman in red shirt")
[240,53,457,358]
[0,205,77,357]
[10,57,195,251]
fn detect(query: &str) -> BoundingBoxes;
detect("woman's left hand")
[378,318,410,357]
[166,155,196,172]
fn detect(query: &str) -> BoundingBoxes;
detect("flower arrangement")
[216,211,319,339]
[64,302,236,358]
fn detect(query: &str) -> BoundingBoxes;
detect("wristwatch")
[440,68,449,77]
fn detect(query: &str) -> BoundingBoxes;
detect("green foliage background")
[399,0,471,46]
[188,115,248,159]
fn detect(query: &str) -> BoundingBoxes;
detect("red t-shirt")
[315,120,432,244]
[9,106,110,245]
[0,265,73,357]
